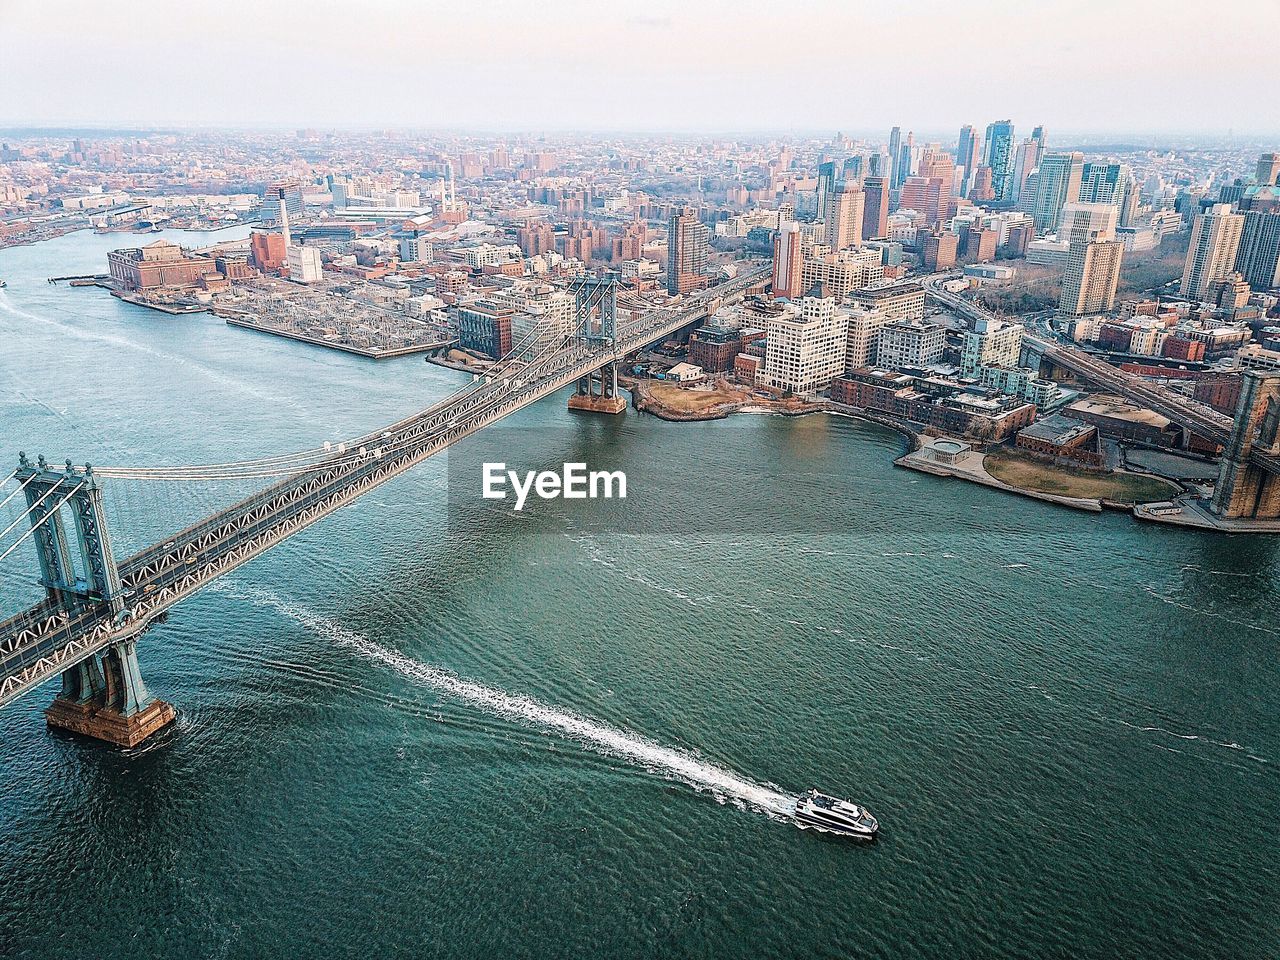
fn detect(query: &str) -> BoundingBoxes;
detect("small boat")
[794,789,879,839]
[0,279,7,288]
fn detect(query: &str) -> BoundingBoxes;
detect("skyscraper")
[900,150,953,225]
[1235,209,1280,291]
[895,131,916,190]
[816,161,838,227]
[983,120,1016,202]
[824,180,865,251]
[667,206,709,296]
[969,165,995,203]
[772,220,804,300]
[1079,162,1129,205]
[1181,203,1246,300]
[1059,203,1124,316]
[1010,138,1041,204]
[1256,152,1280,187]
[956,125,979,194]
[1028,152,1084,233]
[862,176,890,240]
[888,127,903,189]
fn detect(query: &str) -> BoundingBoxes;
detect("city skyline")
[2,0,1279,135]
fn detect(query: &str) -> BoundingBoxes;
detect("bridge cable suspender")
[0,472,36,513]
[0,480,87,565]
[0,481,67,547]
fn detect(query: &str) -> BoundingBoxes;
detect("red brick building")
[250,231,287,273]
[107,241,219,291]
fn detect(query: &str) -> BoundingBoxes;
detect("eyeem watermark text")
[482,462,627,511]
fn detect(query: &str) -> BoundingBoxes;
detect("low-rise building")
[1065,395,1182,446]
[107,240,218,291]
[458,300,515,359]
[1015,415,1102,466]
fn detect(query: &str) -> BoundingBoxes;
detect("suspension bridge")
[0,266,769,744]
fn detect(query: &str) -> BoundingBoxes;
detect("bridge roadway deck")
[0,268,769,708]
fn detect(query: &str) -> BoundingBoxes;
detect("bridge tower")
[568,272,627,415]
[1211,371,1280,520]
[13,453,175,747]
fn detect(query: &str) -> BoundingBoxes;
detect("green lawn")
[984,449,1178,504]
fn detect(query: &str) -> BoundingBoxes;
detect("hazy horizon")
[2,0,1279,136]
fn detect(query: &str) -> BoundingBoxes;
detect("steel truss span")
[0,268,768,709]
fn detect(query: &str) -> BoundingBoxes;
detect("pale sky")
[2,0,1278,135]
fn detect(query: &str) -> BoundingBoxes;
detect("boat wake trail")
[225,585,796,821]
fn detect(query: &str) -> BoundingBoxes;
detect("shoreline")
[632,383,1245,529]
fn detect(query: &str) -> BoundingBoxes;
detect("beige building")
[800,246,883,299]
[1059,203,1123,316]
[1181,203,1245,301]
[758,291,849,395]
[844,307,892,370]
[823,181,865,252]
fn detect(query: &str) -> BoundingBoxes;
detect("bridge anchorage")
[9,453,175,746]
[567,271,626,415]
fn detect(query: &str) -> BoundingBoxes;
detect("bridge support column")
[1211,371,1280,520]
[567,363,626,414]
[45,642,175,748]
[568,272,626,415]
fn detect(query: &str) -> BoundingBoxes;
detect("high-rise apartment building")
[844,307,892,370]
[1235,210,1280,290]
[896,131,916,190]
[1011,138,1041,204]
[823,180,865,251]
[1059,203,1124,316]
[816,161,839,226]
[921,231,959,271]
[875,319,946,369]
[667,206,709,295]
[1079,162,1127,205]
[1028,152,1084,234]
[1180,203,1245,301]
[800,247,883,298]
[983,121,1016,202]
[899,176,949,226]
[969,166,995,202]
[772,220,804,300]
[961,316,1024,374]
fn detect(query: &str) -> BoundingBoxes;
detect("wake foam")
[228,586,796,820]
